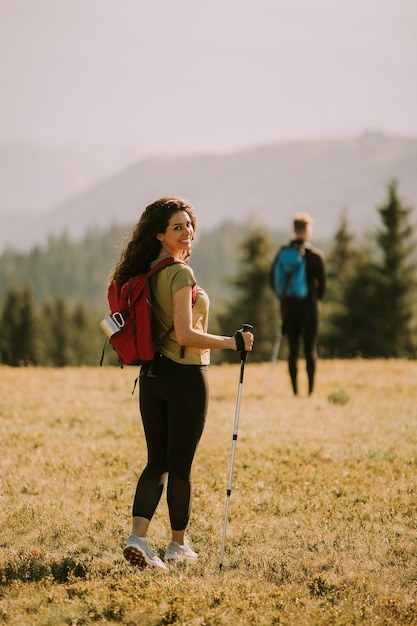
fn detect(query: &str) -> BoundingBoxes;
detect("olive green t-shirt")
[149,256,210,365]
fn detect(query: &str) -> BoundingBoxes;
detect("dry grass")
[0,359,416,625]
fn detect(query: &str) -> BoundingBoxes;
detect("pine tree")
[322,211,366,356]
[42,296,74,366]
[332,244,381,356]
[372,180,416,356]
[216,227,279,362]
[326,181,417,357]
[0,286,40,365]
[323,212,354,313]
[329,211,355,279]
[70,302,105,366]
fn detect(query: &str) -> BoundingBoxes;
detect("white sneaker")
[123,535,167,570]
[165,539,198,561]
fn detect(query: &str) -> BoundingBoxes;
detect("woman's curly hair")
[110,196,197,283]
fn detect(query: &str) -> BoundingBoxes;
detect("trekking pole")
[266,323,282,392]
[219,323,253,571]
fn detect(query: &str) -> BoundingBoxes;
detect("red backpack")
[100,257,191,367]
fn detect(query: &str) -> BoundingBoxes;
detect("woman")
[110,196,254,570]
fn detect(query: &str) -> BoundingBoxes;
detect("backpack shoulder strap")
[146,256,182,278]
[125,276,136,307]
[147,257,197,303]
[146,256,197,359]
[287,241,304,253]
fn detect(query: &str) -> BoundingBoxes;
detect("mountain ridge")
[1,132,416,252]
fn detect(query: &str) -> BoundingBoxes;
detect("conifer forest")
[1,180,416,366]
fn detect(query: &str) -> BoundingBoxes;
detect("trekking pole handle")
[235,324,253,361]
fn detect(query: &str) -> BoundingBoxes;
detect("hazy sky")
[1,0,417,157]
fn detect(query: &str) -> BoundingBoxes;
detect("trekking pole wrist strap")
[234,331,245,352]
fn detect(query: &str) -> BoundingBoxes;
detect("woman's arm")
[173,286,253,352]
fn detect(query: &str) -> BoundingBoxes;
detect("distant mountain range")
[1,132,416,252]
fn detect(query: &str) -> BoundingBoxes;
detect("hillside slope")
[1,132,416,251]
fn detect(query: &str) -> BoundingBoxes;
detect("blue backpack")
[271,245,308,299]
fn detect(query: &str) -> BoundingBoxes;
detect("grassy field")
[0,359,416,625]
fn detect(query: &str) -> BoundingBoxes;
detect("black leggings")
[133,354,209,531]
[287,319,318,395]
[283,300,319,395]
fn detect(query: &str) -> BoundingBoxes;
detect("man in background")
[272,213,326,396]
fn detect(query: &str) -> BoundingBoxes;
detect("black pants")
[282,299,319,395]
[133,354,209,531]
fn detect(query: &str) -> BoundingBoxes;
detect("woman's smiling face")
[157,210,194,257]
